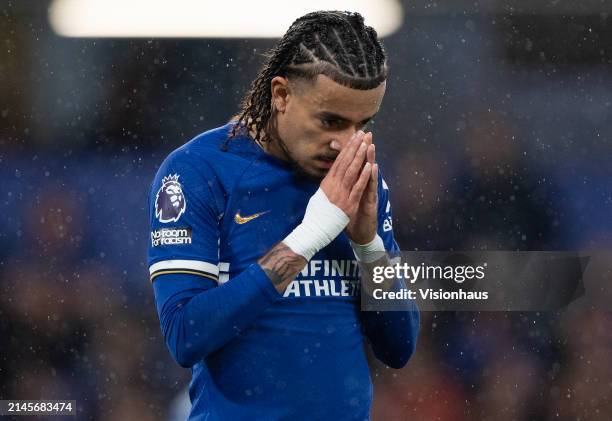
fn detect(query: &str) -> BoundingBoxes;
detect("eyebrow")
[317,111,376,125]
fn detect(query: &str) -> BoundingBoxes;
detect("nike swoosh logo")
[234,210,270,225]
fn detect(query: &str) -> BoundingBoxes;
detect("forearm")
[155,263,279,368]
[155,243,305,368]
[258,242,308,293]
[358,255,420,369]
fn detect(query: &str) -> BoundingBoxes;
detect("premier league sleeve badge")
[155,174,187,223]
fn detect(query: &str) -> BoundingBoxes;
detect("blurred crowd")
[1,4,611,420]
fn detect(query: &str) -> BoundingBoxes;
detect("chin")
[293,163,327,181]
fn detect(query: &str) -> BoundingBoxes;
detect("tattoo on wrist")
[258,242,306,288]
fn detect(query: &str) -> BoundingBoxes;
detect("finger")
[339,131,362,153]
[366,143,375,164]
[330,130,362,151]
[344,141,368,187]
[351,130,364,143]
[329,134,356,176]
[333,131,365,176]
[331,131,361,172]
[367,163,379,203]
[349,162,372,204]
[363,132,373,147]
[372,163,379,187]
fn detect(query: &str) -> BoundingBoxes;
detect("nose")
[330,129,365,151]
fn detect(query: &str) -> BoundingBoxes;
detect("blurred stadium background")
[1,0,611,419]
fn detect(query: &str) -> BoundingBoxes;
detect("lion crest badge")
[155,174,186,223]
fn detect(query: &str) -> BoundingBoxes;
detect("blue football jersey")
[147,123,416,420]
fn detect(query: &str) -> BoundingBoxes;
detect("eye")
[359,119,373,131]
[320,118,339,128]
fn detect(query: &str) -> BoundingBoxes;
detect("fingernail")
[364,162,371,169]
[330,140,340,149]
[360,142,366,150]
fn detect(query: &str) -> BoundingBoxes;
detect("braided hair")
[227,10,388,147]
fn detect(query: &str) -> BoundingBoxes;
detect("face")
[270,74,386,179]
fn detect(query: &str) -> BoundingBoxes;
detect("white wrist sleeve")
[282,188,349,261]
[350,234,386,263]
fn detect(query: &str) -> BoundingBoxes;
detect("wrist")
[350,234,385,263]
[282,188,349,260]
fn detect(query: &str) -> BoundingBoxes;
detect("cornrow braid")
[227,10,388,148]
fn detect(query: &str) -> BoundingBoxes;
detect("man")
[148,11,419,420]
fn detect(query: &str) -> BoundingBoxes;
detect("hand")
[320,131,372,222]
[345,132,378,244]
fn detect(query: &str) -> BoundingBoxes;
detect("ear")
[271,76,291,113]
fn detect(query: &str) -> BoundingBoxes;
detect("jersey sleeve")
[361,168,420,369]
[147,149,223,283]
[377,169,400,258]
[147,148,280,368]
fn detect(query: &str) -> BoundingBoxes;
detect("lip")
[316,158,335,169]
